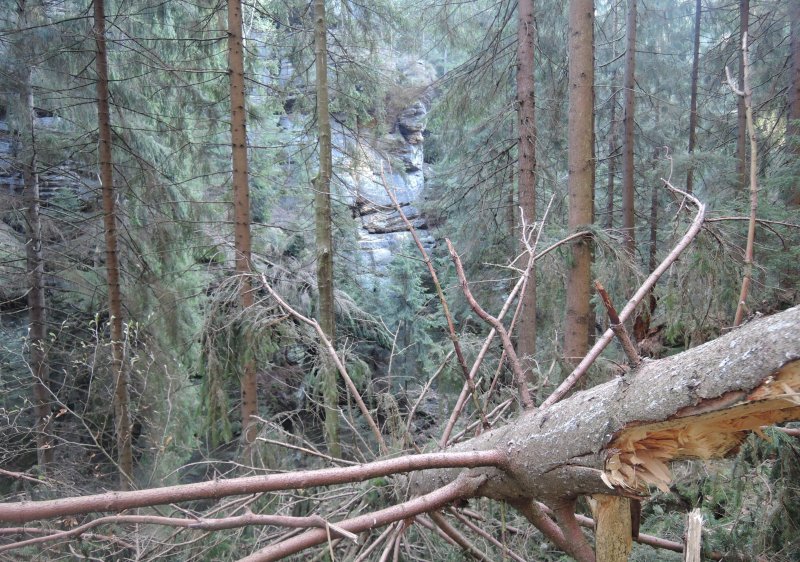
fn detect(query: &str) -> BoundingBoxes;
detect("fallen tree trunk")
[411,305,800,504]
[1,307,798,561]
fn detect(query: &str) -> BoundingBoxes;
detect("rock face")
[0,119,99,207]
[0,116,100,305]
[336,60,437,283]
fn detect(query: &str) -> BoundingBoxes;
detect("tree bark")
[313,0,340,458]
[94,0,133,489]
[732,32,758,327]
[227,0,258,454]
[686,0,702,194]
[16,0,53,470]
[606,85,618,230]
[412,305,800,505]
[564,0,595,369]
[621,0,637,257]
[517,0,537,376]
[2,308,798,562]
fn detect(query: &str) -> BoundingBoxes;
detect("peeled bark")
[94,0,132,489]
[313,0,340,458]
[564,0,595,368]
[227,0,258,452]
[516,0,537,373]
[1,308,798,561]
[621,0,637,256]
[412,306,800,508]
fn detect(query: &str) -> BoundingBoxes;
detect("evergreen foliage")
[0,0,798,558]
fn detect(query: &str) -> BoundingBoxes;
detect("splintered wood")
[603,360,800,494]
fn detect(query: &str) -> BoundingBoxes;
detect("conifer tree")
[227,0,258,454]
[621,0,637,257]
[564,0,595,368]
[94,0,133,488]
[686,0,702,194]
[313,0,340,458]
[14,0,53,470]
[516,0,537,376]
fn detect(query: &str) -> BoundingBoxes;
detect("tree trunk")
[412,305,800,505]
[516,0,537,376]
[592,495,632,562]
[3,307,799,562]
[686,0,702,194]
[16,0,53,471]
[621,0,637,257]
[94,0,133,489]
[313,0,340,458]
[564,0,595,369]
[736,0,749,189]
[732,30,758,327]
[606,84,618,230]
[227,0,258,454]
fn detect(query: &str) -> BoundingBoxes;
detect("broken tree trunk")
[1,308,797,562]
[412,306,800,506]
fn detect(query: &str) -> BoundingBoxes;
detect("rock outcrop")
[337,60,437,279]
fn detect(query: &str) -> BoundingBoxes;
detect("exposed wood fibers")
[603,360,800,493]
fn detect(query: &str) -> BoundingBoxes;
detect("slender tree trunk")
[564,0,595,371]
[606,84,618,230]
[227,0,258,453]
[507,166,516,240]
[736,0,749,189]
[313,0,340,458]
[94,0,132,489]
[516,0,537,376]
[606,2,620,230]
[686,0,702,194]
[732,32,759,327]
[16,0,53,471]
[789,0,800,176]
[621,0,637,258]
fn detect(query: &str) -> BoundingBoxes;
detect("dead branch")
[380,167,489,429]
[594,280,640,368]
[726,32,760,327]
[449,508,528,562]
[0,450,506,524]
[238,473,488,562]
[542,185,705,408]
[259,274,388,454]
[0,512,357,554]
[428,510,493,561]
[446,239,535,410]
[438,203,554,446]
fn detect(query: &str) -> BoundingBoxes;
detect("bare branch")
[446,239,535,410]
[380,167,489,429]
[258,274,388,454]
[429,510,493,561]
[542,187,705,408]
[594,280,640,368]
[0,512,357,554]
[0,451,506,524]
[238,473,488,562]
